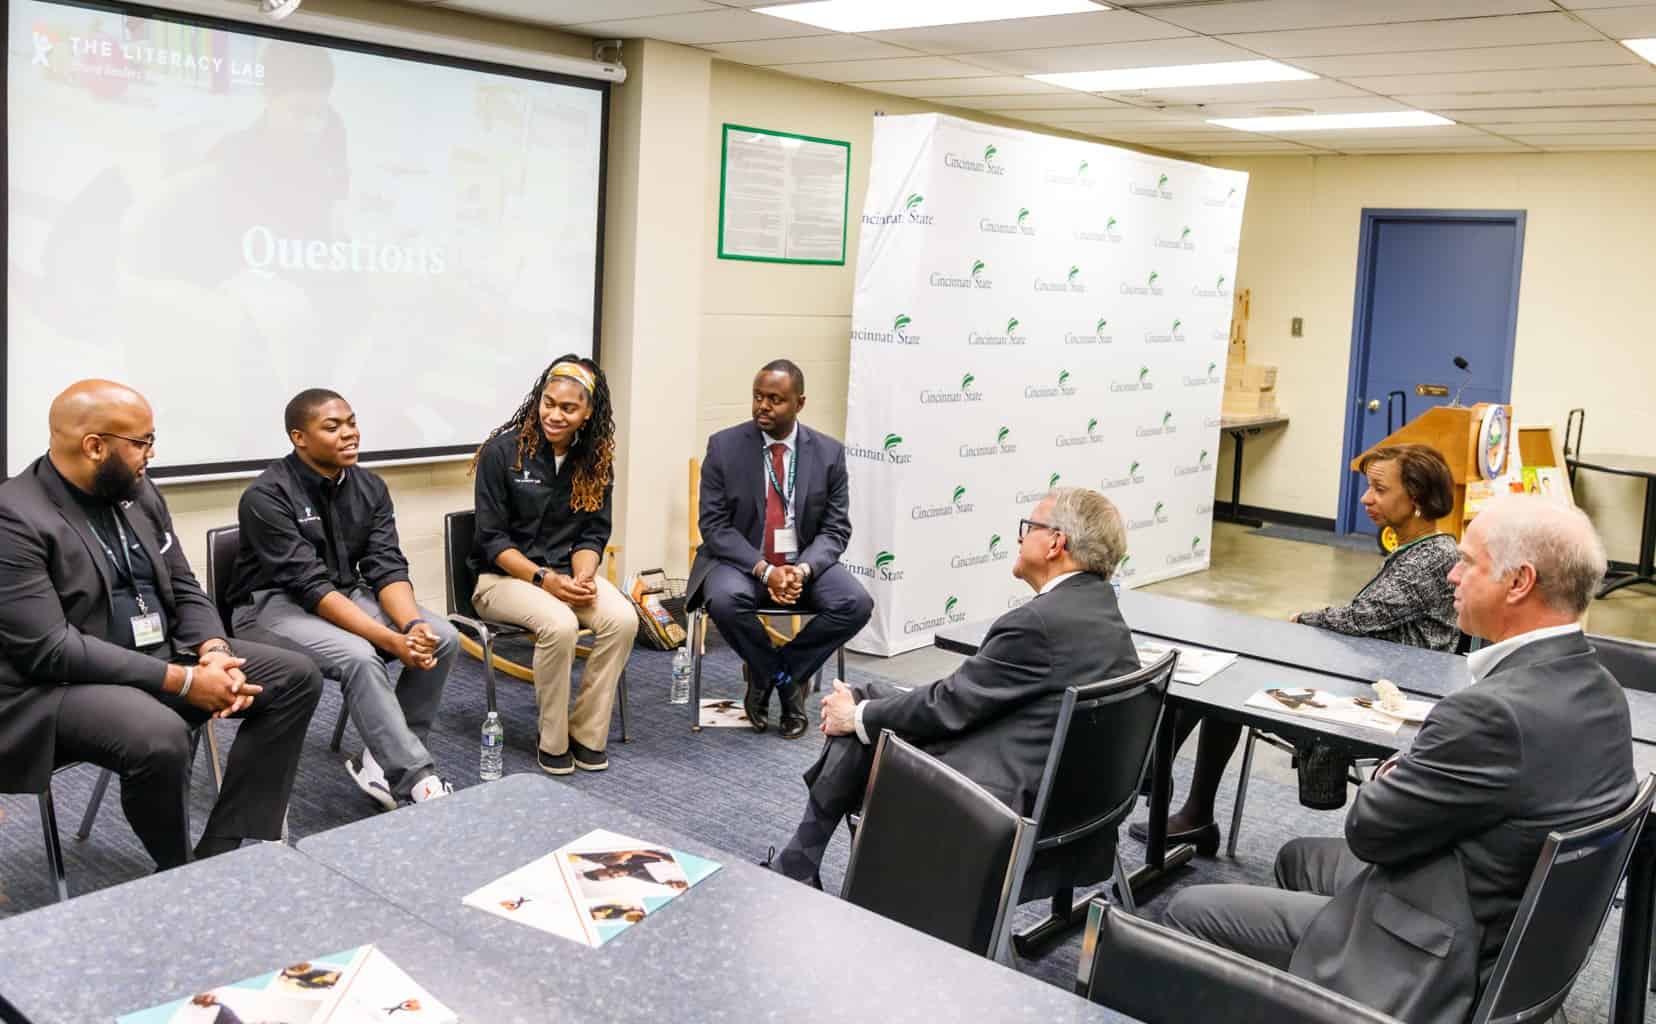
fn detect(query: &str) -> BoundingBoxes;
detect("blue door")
[1339,210,1525,536]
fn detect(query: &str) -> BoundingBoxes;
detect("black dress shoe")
[778,681,808,740]
[742,665,773,734]
[759,846,822,890]
[1126,819,1221,856]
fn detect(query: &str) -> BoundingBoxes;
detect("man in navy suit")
[688,360,873,740]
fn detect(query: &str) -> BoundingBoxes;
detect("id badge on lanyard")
[93,514,166,648]
[765,447,799,558]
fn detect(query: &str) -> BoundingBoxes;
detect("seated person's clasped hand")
[766,563,805,606]
[540,567,598,608]
[191,652,260,718]
[819,679,857,736]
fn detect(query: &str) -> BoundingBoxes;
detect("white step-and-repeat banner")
[844,114,1248,656]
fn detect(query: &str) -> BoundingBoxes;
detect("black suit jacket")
[861,573,1140,816]
[1291,630,1635,1023]
[0,456,226,791]
[687,421,852,604]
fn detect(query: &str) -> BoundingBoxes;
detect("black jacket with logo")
[469,432,613,577]
[227,452,410,611]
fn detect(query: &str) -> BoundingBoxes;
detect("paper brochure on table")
[1135,641,1238,686]
[117,944,453,1024]
[463,829,721,947]
[1244,688,1408,734]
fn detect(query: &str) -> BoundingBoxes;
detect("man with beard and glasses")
[0,380,323,870]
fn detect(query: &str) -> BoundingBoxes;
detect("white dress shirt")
[1466,622,1583,682]
[760,423,798,524]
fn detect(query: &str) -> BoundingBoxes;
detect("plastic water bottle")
[480,711,504,782]
[670,646,692,704]
[1111,577,1123,602]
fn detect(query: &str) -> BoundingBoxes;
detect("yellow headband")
[549,361,596,394]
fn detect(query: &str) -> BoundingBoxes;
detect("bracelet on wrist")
[178,666,194,699]
[201,642,232,658]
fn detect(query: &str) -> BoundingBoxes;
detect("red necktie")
[764,442,787,566]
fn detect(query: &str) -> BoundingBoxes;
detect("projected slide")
[7,0,604,474]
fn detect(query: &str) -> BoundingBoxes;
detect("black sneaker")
[537,748,573,776]
[570,739,608,772]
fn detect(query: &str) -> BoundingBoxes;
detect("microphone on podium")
[1449,356,1472,407]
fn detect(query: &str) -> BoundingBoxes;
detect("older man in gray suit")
[764,487,1139,886]
[1164,494,1635,1023]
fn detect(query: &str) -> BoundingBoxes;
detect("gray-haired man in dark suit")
[1165,494,1634,1023]
[765,487,1139,886]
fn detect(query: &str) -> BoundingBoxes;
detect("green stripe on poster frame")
[717,123,850,266]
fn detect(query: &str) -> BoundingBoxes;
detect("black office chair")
[1012,649,1178,957]
[444,510,629,743]
[1590,632,1656,694]
[1076,900,1404,1024]
[840,732,1034,961]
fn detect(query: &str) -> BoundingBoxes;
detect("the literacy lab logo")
[862,192,934,228]
[1130,170,1173,200]
[1111,365,1153,394]
[931,258,992,290]
[850,313,920,346]
[1145,318,1187,345]
[1183,361,1224,387]
[1055,417,1105,448]
[980,206,1036,237]
[1101,459,1146,491]
[1035,265,1085,293]
[1155,225,1195,252]
[920,371,985,405]
[1120,270,1164,297]
[848,549,904,583]
[1191,274,1231,299]
[1174,450,1215,477]
[1064,317,1114,345]
[1025,368,1078,400]
[1076,214,1123,244]
[1167,535,1206,567]
[945,143,1006,176]
[1136,410,1178,438]
[960,425,1016,459]
[904,594,969,636]
[951,533,1012,569]
[912,484,976,521]
[1045,158,1096,188]
[967,316,1028,347]
[847,432,913,465]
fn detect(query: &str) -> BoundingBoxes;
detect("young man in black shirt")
[228,389,458,809]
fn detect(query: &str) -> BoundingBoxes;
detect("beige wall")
[1208,153,1656,563]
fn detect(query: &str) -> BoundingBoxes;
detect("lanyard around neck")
[87,510,150,614]
[764,443,796,508]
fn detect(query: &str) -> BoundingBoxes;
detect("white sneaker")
[410,775,453,803]
[344,749,396,812]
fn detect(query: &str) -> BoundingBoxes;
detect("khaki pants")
[472,573,638,754]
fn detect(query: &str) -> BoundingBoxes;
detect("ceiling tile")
[1219,13,1600,58]
[1093,78,1370,108]
[1452,103,1656,121]
[954,37,1259,75]
[932,93,1135,111]
[438,0,718,24]
[863,11,1190,55]
[1289,41,1642,77]
[1141,0,1551,35]
[1554,0,1656,7]
[847,76,1072,98]
[1398,85,1656,108]
[706,34,917,63]
[1481,117,1656,131]
[1532,142,1656,149]
[772,56,1001,83]
[1347,64,1656,95]
[1572,4,1656,36]
[1503,130,1656,143]
[1189,96,1416,118]
[566,8,819,43]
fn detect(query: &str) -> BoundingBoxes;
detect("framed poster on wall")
[717,124,850,265]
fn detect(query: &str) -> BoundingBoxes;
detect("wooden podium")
[1350,403,1511,542]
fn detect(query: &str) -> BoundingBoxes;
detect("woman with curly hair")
[469,355,637,775]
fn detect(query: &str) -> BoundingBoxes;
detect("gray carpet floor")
[0,637,1644,1022]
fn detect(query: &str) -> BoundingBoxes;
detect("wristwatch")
[532,567,549,588]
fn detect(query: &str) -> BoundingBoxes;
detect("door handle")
[1366,399,1380,412]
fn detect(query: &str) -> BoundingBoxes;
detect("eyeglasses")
[96,432,157,453]
[1018,518,1060,540]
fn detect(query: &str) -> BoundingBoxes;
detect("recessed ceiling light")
[753,0,1105,34]
[1209,111,1455,132]
[1029,60,1314,93]
[1624,38,1656,64]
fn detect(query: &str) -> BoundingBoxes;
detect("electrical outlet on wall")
[1291,317,1303,337]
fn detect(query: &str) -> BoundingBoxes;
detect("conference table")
[934,589,1656,1024]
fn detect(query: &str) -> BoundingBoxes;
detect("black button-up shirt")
[228,452,410,611]
[469,432,613,576]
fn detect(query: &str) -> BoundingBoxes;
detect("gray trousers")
[233,586,459,799]
[1162,837,1363,970]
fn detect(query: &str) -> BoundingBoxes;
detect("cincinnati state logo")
[1111,365,1153,394]
[1076,214,1122,244]
[1204,184,1241,208]
[1045,158,1095,187]
[1055,417,1104,448]
[1102,458,1145,490]
[1135,411,1177,438]
[980,206,1035,236]
[1120,269,1164,297]
[904,593,970,635]
[1130,170,1173,199]
[1155,225,1195,251]
[1183,361,1223,387]
[850,312,920,346]
[1115,553,1138,580]
[847,432,913,465]
[1014,472,1054,504]
[1026,368,1078,400]
[847,549,904,582]
[920,371,985,405]
[931,258,992,290]
[951,533,1012,569]
[943,143,1006,176]
[1065,316,1113,345]
[912,484,976,521]
[959,425,1015,459]
[1125,501,1171,533]
[1175,449,1215,477]
[968,316,1027,347]
[862,192,934,227]
[1145,318,1186,344]
[1035,265,1084,293]
[1167,534,1206,567]
[1191,273,1230,299]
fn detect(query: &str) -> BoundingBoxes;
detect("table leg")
[1214,430,1264,529]
[1597,479,1656,598]
[1125,707,1196,902]
[1611,823,1656,1023]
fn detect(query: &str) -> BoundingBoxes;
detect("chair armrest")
[1077,899,1403,1024]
